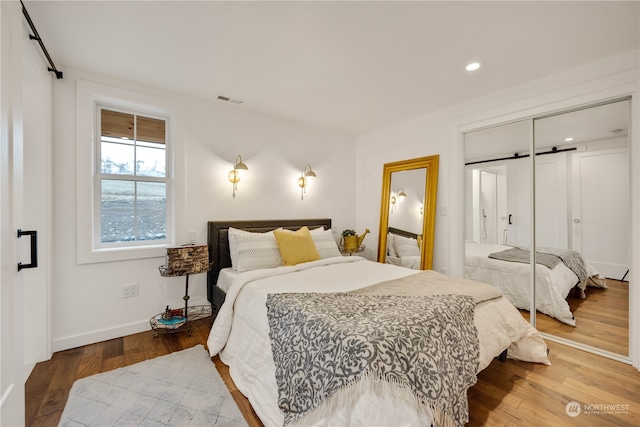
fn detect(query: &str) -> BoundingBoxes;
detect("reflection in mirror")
[463,99,630,357]
[387,169,426,269]
[377,155,438,270]
[534,100,629,356]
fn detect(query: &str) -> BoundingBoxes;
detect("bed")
[206,219,550,427]
[385,227,422,269]
[465,242,607,326]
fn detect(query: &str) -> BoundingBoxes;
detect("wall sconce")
[390,187,407,211]
[297,164,317,200]
[228,155,248,198]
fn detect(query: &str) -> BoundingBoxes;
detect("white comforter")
[386,254,421,270]
[465,242,603,325]
[208,257,550,427]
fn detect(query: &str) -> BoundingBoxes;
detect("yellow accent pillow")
[273,226,321,266]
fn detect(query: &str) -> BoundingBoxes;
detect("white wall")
[354,107,453,268]
[51,68,356,351]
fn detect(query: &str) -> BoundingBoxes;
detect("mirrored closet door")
[463,99,630,357]
[533,100,629,356]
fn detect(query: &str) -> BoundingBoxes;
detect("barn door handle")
[17,229,38,271]
[508,214,513,225]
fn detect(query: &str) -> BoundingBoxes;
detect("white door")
[22,22,52,370]
[1,1,25,425]
[535,154,568,248]
[571,148,629,279]
[508,154,568,248]
[508,158,531,247]
[479,171,498,244]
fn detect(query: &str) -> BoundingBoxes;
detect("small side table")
[154,261,213,337]
[150,305,213,337]
[339,244,366,256]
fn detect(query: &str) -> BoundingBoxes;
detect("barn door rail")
[21,0,63,79]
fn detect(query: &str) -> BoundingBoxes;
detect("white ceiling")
[24,1,639,136]
[464,99,630,162]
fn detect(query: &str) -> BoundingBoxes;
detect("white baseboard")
[51,320,151,353]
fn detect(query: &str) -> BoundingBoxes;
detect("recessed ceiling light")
[465,62,481,71]
[564,137,574,142]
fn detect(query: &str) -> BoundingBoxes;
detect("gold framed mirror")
[377,155,439,270]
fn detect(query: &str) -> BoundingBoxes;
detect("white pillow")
[228,227,283,272]
[309,227,342,259]
[387,233,398,257]
[394,234,420,258]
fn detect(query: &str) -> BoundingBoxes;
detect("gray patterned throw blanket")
[526,246,588,282]
[488,247,561,269]
[490,246,596,296]
[266,292,479,427]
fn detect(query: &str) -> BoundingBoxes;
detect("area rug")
[58,344,247,426]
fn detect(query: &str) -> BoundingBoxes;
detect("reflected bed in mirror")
[386,227,422,270]
[465,241,607,325]
[377,155,438,270]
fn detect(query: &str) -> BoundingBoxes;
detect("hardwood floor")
[27,315,639,427]
[521,279,629,356]
[468,340,639,426]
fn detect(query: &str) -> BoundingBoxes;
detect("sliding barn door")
[507,155,567,248]
[571,148,629,279]
[1,2,26,425]
[22,23,53,367]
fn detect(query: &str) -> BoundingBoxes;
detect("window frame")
[94,104,172,249]
[77,80,185,264]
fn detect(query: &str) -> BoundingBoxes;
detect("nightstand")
[152,244,213,337]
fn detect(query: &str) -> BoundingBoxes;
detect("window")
[76,80,185,264]
[96,107,169,247]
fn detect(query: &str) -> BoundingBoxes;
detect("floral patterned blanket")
[266,292,479,427]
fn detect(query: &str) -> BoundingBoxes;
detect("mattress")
[216,267,239,293]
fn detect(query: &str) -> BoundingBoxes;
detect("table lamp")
[159,244,211,321]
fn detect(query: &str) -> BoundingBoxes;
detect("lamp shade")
[159,244,209,277]
[397,187,407,200]
[234,157,248,172]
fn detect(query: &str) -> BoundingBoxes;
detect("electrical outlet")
[122,283,138,298]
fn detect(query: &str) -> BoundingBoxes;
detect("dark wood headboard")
[206,218,332,309]
[388,226,420,240]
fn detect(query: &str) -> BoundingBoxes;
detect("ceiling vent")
[216,94,243,104]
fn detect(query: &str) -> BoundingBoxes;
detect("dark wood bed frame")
[388,226,420,240]
[206,218,332,310]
